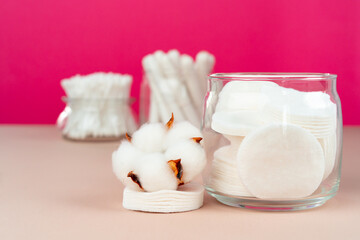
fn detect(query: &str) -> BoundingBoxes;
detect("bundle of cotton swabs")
[59,72,136,140]
[142,50,215,127]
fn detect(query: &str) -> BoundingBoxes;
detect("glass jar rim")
[209,73,337,81]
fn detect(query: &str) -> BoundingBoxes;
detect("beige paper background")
[0,126,359,239]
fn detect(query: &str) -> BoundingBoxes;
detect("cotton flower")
[165,139,206,183]
[132,123,166,153]
[112,114,206,192]
[163,121,202,149]
[112,141,144,191]
[136,153,179,192]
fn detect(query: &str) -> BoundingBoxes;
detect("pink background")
[0,0,359,125]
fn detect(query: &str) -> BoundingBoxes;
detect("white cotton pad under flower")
[163,121,202,149]
[318,134,337,180]
[132,123,166,153]
[211,110,263,136]
[112,141,144,191]
[165,140,206,183]
[237,124,325,199]
[136,153,179,192]
[123,183,204,213]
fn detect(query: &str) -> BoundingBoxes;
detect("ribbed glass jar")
[202,73,342,211]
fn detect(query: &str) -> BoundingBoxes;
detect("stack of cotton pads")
[112,114,206,213]
[261,84,338,183]
[123,183,204,213]
[142,50,215,127]
[59,72,136,140]
[210,143,253,197]
[262,84,337,138]
[209,80,337,199]
[209,81,273,197]
[318,133,337,180]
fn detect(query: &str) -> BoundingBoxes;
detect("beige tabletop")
[0,126,359,240]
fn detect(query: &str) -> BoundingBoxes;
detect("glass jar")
[202,73,342,211]
[57,97,137,141]
[139,75,202,127]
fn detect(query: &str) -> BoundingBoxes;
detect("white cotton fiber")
[112,141,144,191]
[237,124,325,199]
[137,153,179,192]
[163,121,202,149]
[165,140,206,183]
[132,123,166,153]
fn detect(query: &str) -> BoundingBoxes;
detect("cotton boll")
[132,123,166,153]
[137,153,179,192]
[163,121,202,149]
[112,141,144,191]
[165,140,206,183]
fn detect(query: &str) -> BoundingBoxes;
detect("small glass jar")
[202,73,342,211]
[57,97,137,141]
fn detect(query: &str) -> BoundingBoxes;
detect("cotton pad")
[223,134,244,148]
[216,81,278,112]
[123,183,204,213]
[211,110,263,136]
[261,85,337,139]
[164,121,202,149]
[237,124,325,199]
[210,146,253,197]
[264,107,336,138]
[136,153,179,192]
[262,85,337,118]
[165,139,206,183]
[318,134,337,180]
[132,123,166,153]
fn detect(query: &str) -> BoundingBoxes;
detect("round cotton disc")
[122,183,204,213]
[211,111,263,136]
[237,124,325,199]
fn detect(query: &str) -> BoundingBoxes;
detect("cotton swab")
[195,51,215,96]
[141,50,216,127]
